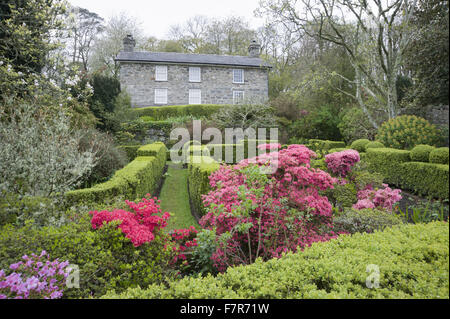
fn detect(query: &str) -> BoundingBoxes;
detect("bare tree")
[258,0,418,128]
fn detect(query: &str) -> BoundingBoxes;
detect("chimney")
[123,34,136,52]
[248,40,261,58]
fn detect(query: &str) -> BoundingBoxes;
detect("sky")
[68,0,265,39]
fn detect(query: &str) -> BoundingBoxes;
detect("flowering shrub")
[0,251,70,299]
[90,194,170,247]
[200,144,339,272]
[168,226,198,273]
[353,184,402,211]
[325,149,360,178]
[257,143,282,151]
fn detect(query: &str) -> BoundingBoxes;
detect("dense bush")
[333,209,403,234]
[0,216,173,298]
[200,145,338,272]
[118,145,141,162]
[0,98,97,197]
[212,102,277,130]
[410,144,436,162]
[338,108,377,143]
[79,129,128,187]
[187,156,220,217]
[324,149,360,178]
[376,115,441,150]
[350,139,371,153]
[429,147,449,164]
[365,141,385,151]
[307,139,346,155]
[365,148,411,185]
[65,143,167,206]
[102,222,449,299]
[399,162,449,199]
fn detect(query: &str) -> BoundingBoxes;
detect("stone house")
[115,35,271,108]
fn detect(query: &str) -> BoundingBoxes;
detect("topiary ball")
[376,115,440,150]
[350,139,371,153]
[429,147,449,164]
[411,144,435,162]
[365,141,385,151]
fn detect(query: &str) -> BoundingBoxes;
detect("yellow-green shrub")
[187,157,220,217]
[365,141,385,151]
[376,115,440,150]
[410,144,435,162]
[350,139,371,152]
[399,162,449,199]
[429,147,449,164]
[133,104,226,120]
[101,222,449,299]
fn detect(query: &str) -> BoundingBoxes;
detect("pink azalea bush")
[200,144,339,272]
[0,251,70,299]
[325,149,360,178]
[353,184,402,211]
[257,143,282,151]
[168,226,198,272]
[90,195,171,247]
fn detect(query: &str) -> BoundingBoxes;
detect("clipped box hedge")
[399,162,449,199]
[133,104,226,120]
[429,147,449,164]
[365,148,411,185]
[118,145,141,162]
[187,156,220,218]
[102,222,449,299]
[350,139,371,153]
[410,144,435,163]
[65,143,167,205]
[308,139,346,152]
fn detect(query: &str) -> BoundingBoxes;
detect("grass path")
[159,162,199,230]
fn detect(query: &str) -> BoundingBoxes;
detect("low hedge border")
[365,148,411,186]
[65,143,167,205]
[399,162,449,199]
[118,145,141,162]
[133,104,227,120]
[429,147,449,164]
[101,221,449,299]
[187,156,220,219]
[308,139,346,152]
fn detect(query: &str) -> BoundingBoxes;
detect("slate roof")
[115,51,271,68]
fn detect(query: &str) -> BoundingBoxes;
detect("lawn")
[159,162,199,230]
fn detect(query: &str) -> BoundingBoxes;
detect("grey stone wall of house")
[119,62,269,107]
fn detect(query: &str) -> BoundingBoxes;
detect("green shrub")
[365,148,411,185]
[102,222,449,299]
[365,141,385,151]
[333,209,403,234]
[327,147,350,154]
[134,104,226,120]
[376,115,441,150]
[350,139,371,153]
[187,157,220,217]
[429,147,449,164]
[399,162,449,199]
[0,217,173,298]
[328,183,357,209]
[65,143,167,205]
[338,108,377,143]
[410,144,436,163]
[307,139,346,153]
[118,145,141,162]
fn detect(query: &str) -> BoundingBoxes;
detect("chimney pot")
[123,34,136,52]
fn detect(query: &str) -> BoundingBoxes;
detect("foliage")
[212,101,277,130]
[0,250,70,299]
[429,147,449,165]
[187,157,220,217]
[376,115,441,150]
[325,150,360,178]
[353,185,402,212]
[65,143,167,206]
[403,0,449,107]
[366,148,411,186]
[134,104,225,120]
[200,145,338,272]
[338,108,378,143]
[288,105,343,141]
[365,141,385,151]
[79,128,128,187]
[333,209,403,234]
[350,139,371,153]
[168,226,198,274]
[0,216,173,298]
[118,145,141,162]
[398,162,449,200]
[396,199,449,224]
[410,144,435,163]
[0,98,97,197]
[102,222,449,299]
